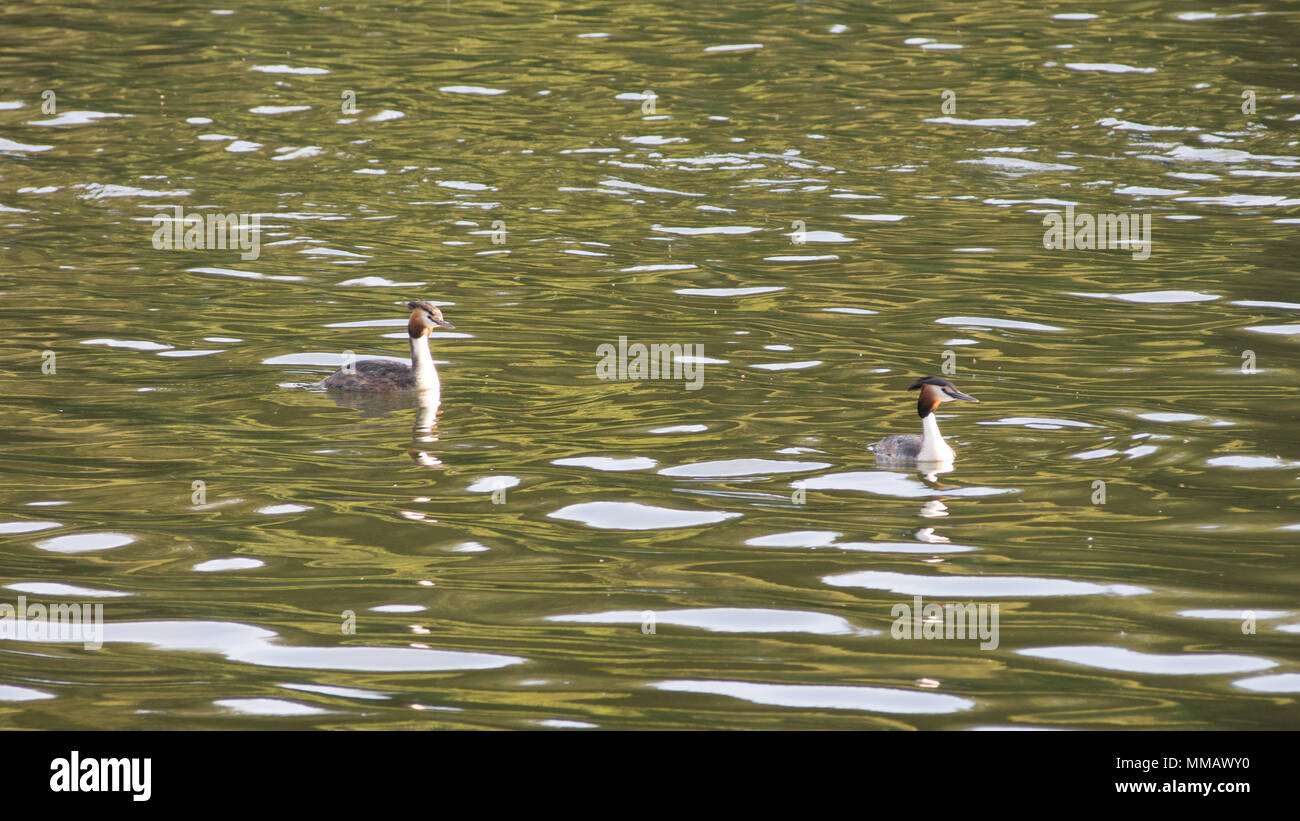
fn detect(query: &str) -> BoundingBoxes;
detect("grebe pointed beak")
[949,389,978,402]
[433,318,454,329]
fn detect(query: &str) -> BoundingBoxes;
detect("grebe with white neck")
[871,376,979,463]
[322,300,453,392]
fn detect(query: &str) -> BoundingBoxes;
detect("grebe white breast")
[871,376,979,463]
[322,300,453,392]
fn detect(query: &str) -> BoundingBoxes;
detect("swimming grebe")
[322,300,453,391]
[871,376,979,462]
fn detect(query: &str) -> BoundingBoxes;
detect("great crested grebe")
[322,300,453,392]
[871,376,979,462]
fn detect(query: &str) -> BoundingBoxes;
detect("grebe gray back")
[871,376,979,463]
[322,300,453,392]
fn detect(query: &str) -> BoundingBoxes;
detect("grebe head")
[407,300,454,337]
[908,376,979,417]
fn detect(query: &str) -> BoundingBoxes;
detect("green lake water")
[1,0,1299,729]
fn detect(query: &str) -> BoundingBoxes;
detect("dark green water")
[2,0,1299,729]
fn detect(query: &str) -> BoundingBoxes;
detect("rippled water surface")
[3,1,1299,729]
